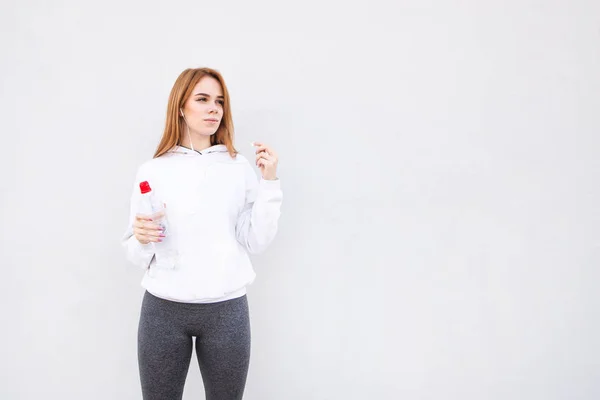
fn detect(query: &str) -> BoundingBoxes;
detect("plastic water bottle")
[139,181,177,269]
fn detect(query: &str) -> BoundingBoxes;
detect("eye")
[217,100,225,106]
[196,97,207,102]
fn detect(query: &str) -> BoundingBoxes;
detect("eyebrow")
[194,92,224,99]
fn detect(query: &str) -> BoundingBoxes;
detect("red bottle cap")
[139,181,152,194]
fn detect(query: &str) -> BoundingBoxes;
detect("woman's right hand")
[133,212,165,244]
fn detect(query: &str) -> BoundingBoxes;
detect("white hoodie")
[121,144,282,303]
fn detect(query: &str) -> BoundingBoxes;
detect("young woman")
[121,67,282,400]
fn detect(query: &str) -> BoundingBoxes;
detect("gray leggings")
[138,291,251,400]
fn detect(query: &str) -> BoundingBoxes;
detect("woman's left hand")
[253,142,279,180]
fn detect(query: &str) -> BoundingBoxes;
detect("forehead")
[191,76,223,95]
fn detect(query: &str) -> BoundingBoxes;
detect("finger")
[135,214,153,222]
[139,228,165,238]
[254,144,273,154]
[136,212,164,223]
[134,228,151,240]
[138,234,162,243]
[147,230,165,239]
[138,224,164,235]
[257,159,275,170]
[146,222,164,231]
[256,152,275,163]
[255,150,271,159]
[252,142,265,154]
[135,219,161,229]
[136,223,163,234]
[256,155,273,167]
[255,147,274,157]
[255,144,278,159]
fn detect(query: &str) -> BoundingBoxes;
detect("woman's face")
[181,76,224,137]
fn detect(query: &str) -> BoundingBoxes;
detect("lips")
[204,118,219,123]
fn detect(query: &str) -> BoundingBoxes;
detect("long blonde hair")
[153,68,237,158]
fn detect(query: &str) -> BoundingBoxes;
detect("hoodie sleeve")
[235,161,283,255]
[121,166,155,269]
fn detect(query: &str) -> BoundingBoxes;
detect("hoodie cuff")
[260,178,281,190]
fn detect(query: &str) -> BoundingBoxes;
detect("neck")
[181,129,213,152]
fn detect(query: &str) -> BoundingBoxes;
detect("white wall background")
[1,0,599,399]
